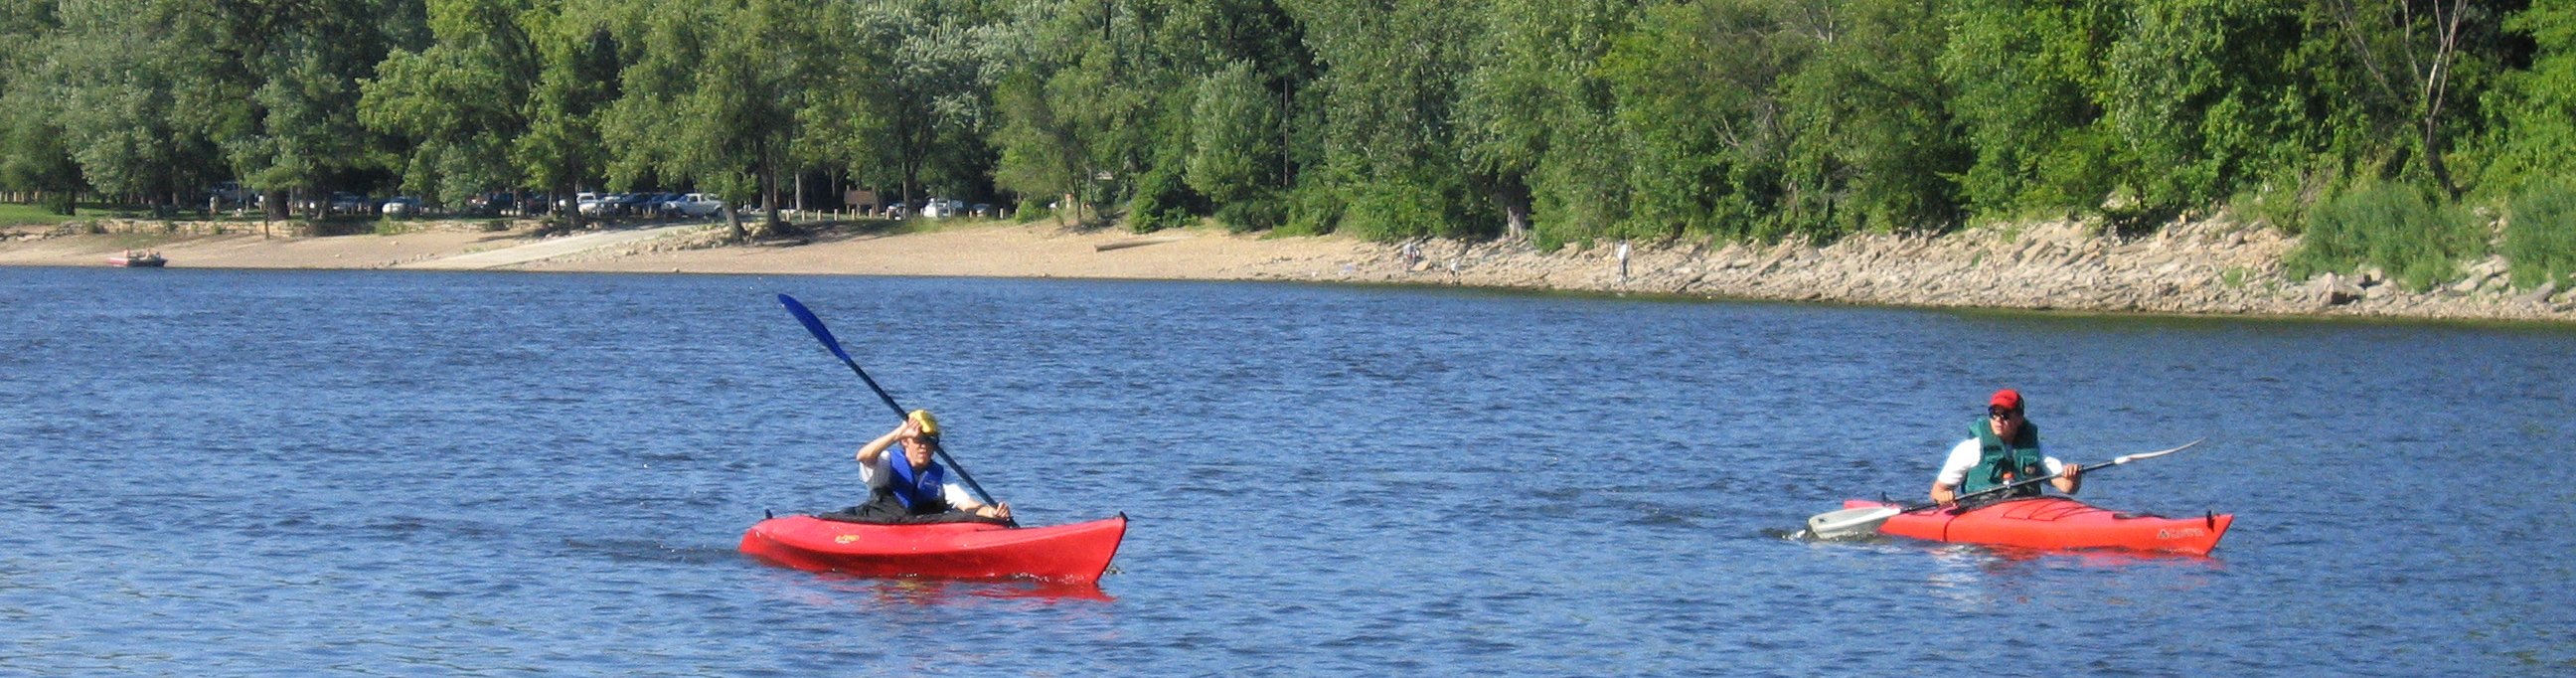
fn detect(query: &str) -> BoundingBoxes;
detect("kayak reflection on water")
[773,574,1118,605]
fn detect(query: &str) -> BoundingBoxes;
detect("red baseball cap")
[1989,389,2023,411]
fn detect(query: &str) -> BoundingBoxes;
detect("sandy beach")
[6,215,2572,323]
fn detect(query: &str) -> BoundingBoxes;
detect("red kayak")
[1842,497,2232,556]
[739,514,1127,585]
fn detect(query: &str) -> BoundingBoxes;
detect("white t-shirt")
[1934,437,2065,487]
[860,453,977,508]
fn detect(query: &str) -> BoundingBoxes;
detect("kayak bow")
[739,514,1127,584]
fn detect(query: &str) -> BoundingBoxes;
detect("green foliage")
[1779,0,1970,237]
[1213,196,1284,233]
[1127,158,1199,233]
[1940,0,2121,217]
[1276,181,1342,237]
[2285,181,2487,290]
[41,192,74,216]
[359,0,540,207]
[2490,0,2576,189]
[0,0,2549,254]
[2103,0,2315,214]
[2504,179,2576,289]
[1596,0,1784,240]
[1184,61,1281,207]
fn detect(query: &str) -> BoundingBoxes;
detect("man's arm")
[2047,458,2081,494]
[1930,439,1978,506]
[944,484,1011,520]
[854,421,913,464]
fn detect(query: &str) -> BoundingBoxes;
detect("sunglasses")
[1989,407,2021,419]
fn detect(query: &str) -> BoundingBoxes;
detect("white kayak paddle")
[1803,438,2206,540]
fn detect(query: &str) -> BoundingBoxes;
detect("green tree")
[1601,0,1803,241]
[1284,0,1489,240]
[361,0,542,209]
[1940,0,2123,219]
[2101,0,2322,216]
[602,0,834,238]
[0,1,84,206]
[2487,0,2576,185]
[1184,61,1282,230]
[516,0,622,228]
[2318,0,2500,199]
[1458,0,1635,245]
[1778,0,1970,236]
[825,0,993,211]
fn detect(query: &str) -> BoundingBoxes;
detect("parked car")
[327,192,372,216]
[921,198,968,218]
[381,197,424,217]
[466,192,517,216]
[610,193,657,216]
[662,193,725,217]
[575,192,607,216]
[208,182,253,204]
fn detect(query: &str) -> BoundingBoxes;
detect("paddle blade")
[777,293,857,365]
[1806,506,1900,540]
[2108,437,2204,466]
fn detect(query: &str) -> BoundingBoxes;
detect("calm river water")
[2,267,2571,676]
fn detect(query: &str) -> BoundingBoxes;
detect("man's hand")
[977,503,1012,520]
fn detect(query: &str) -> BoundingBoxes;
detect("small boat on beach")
[108,251,167,267]
[739,513,1128,584]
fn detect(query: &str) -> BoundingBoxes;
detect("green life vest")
[1964,419,2044,498]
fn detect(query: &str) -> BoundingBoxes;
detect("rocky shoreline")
[1288,218,2575,323]
[9,215,2573,323]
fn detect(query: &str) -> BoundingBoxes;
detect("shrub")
[2504,179,2576,289]
[2283,181,2484,291]
[1213,196,1283,234]
[1015,196,1052,224]
[41,193,75,216]
[1277,183,1342,237]
[1127,165,1200,234]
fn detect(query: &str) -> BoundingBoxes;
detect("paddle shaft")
[1903,437,2205,513]
[777,294,1004,511]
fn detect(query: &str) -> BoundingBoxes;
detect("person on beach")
[822,410,1012,525]
[1927,389,2080,507]
[1616,240,1631,282]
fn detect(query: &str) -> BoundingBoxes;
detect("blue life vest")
[886,451,948,511]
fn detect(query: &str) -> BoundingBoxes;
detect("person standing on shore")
[1616,240,1631,282]
[822,411,1012,525]
[1927,389,2080,507]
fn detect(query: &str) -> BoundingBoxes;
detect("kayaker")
[825,411,1012,524]
[1928,389,2081,507]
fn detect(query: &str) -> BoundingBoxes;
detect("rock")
[2513,280,2559,305]
[2450,269,2494,294]
[2313,272,2362,306]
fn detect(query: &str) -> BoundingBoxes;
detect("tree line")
[3,0,2574,284]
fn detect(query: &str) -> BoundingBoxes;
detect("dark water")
[3,267,2571,676]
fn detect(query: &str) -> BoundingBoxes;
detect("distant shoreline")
[4,216,2570,324]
